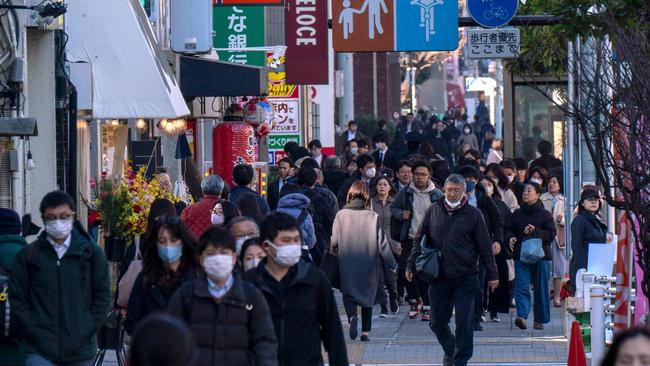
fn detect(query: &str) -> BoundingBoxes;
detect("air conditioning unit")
[170,0,213,54]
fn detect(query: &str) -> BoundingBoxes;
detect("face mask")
[235,236,251,254]
[158,245,183,264]
[530,178,543,186]
[445,198,461,208]
[45,219,73,240]
[464,128,471,134]
[350,147,358,155]
[244,257,261,271]
[311,150,321,157]
[366,167,376,178]
[484,185,494,196]
[466,181,476,192]
[203,254,233,281]
[211,213,225,226]
[268,242,302,267]
[506,175,515,183]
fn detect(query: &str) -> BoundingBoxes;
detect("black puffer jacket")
[474,184,504,245]
[504,200,557,261]
[569,210,608,290]
[406,199,498,281]
[168,274,278,366]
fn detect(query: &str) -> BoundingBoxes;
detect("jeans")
[343,296,373,332]
[428,275,477,366]
[25,354,94,366]
[515,260,551,323]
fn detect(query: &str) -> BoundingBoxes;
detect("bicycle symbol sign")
[467,0,518,28]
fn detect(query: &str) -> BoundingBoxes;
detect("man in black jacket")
[297,165,336,264]
[371,132,396,170]
[406,175,498,366]
[268,157,294,211]
[528,140,563,176]
[243,212,348,366]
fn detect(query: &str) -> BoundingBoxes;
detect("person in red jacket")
[181,175,224,240]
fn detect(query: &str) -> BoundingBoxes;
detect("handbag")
[520,237,545,264]
[415,235,441,283]
[117,237,143,308]
[319,246,340,289]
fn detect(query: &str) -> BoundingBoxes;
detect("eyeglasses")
[43,212,75,221]
[445,188,463,194]
[155,215,181,224]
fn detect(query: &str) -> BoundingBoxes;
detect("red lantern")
[212,121,255,186]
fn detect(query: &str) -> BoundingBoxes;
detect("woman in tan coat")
[540,174,566,307]
[332,181,397,342]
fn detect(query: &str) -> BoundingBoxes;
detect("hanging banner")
[614,214,631,332]
[213,5,266,66]
[284,0,329,84]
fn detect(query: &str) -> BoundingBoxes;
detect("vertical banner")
[284,0,329,84]
[614,214,631,332]
[214,5,266,66]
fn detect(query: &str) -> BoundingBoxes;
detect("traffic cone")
[568,320,587,366]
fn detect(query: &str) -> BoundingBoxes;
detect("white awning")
[66,0,190,119]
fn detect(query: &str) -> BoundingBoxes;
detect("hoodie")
[277,192,317,249]
[409,180,437,240]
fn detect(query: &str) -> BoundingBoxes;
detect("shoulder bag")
[117,237,143,308]
[520,237,545,264]
[415,234,441,283]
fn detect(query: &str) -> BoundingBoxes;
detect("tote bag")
[520,237,545,264]
[415,235,441,283]
[117,237,143,308]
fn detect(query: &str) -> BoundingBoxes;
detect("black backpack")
[0,243,37,342]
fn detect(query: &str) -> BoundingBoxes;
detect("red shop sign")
[284,0,329,85]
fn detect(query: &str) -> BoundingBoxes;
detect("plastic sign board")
[270,100,301,134]
[332,0,458,52]
[467,28,519,59]
[467,0,518,28]
[285,0,329,84]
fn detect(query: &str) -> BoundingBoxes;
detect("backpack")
[303,197,331,266]
[0,242,38,342]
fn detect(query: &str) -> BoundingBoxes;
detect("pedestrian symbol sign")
[467,0,518,28]
[333,0,458,52]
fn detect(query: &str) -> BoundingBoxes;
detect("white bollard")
[591,284,606,365]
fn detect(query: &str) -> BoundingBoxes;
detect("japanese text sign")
[285,0,329,84]
[333,0,458,52]
[270,99,301,134]
[467,28,519,59]
[214,6,266,66]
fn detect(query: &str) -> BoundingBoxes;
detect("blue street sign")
[395,0,459,51]
[467,0,518,28]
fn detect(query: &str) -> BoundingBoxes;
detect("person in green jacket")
[9,191,112,366]
[0,208,27,366]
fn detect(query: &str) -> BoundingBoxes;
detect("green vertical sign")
[213,6,265,67]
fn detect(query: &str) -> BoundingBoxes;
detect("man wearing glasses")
[406,175,498,366]
[10,191,112,366]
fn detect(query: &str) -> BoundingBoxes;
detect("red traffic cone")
[568,320,587,366]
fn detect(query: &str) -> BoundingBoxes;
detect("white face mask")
[45,219,73,240]
[483,185,494,197]
[530,178,543,186]
[244,257,261,271]
[211,213,225,226]
[506,175,515,183]
[350,147,359,155]
[203,254,234,281]
[366,167,376,178]
[235,236,251,254]
[464,128,471,134]
[267,242,302,267]
[445,198,461,208]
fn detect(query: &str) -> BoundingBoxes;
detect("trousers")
[343,296,373,332]
[515,259,550,323]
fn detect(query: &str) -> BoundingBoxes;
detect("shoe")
[390,298,399,314]
[534,322,544,330]
[510,299,516,308]
[490,313,501,322]
[408,301,421,319]
[474,323,484,331]
[553,300,562,307]
[480,314,487,322]
[360,334,370,342]
[515,317,527,330]
[443,354,453,366]
[379,306,388,318]
[349,316,358,340]
[421,308,430,322]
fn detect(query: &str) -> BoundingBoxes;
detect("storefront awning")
[0,118,38,137]
[65,0,190,119]
[179,56,268,98]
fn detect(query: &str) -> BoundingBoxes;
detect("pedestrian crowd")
[0,110,615,366]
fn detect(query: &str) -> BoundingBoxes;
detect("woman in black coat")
[480,176,512,322]
[505,182,556,331]
[569,188,609,293]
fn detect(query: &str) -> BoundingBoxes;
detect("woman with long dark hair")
[485,163,519,212]
[125,216,197,335]
[332,181,396,341]
[210,199,240,227]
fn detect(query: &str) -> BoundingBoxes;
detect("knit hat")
[580,188,600,203]
[0,208,21,235]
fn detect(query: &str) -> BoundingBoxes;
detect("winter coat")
[230,186,270,215]
[372,148,397,170]
[277,193,317,249]
[406,199,498,281]
[569,210,608,290]
[372,195,401,254]
[390,182,443,242]
[0,234,27,366]
[243,260,348,366]
[473,185,504,245]
[126,265,198,335]
[529,154,564,176]
[504,200,557,261]
[180,194,221,241]
[498,186,520,212]
[457,124,479,153]
[541,192,566,248]
[332,199,397,307]
[168,274,278,366]
[426,127,455,160]
[323,168,350,197]
[300,187,336,251]
[488,198,513,314]
[9,228,112,364]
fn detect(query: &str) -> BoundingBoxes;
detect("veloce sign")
[284,0,329,85]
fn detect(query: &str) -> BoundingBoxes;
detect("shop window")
[311,102,320,140]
